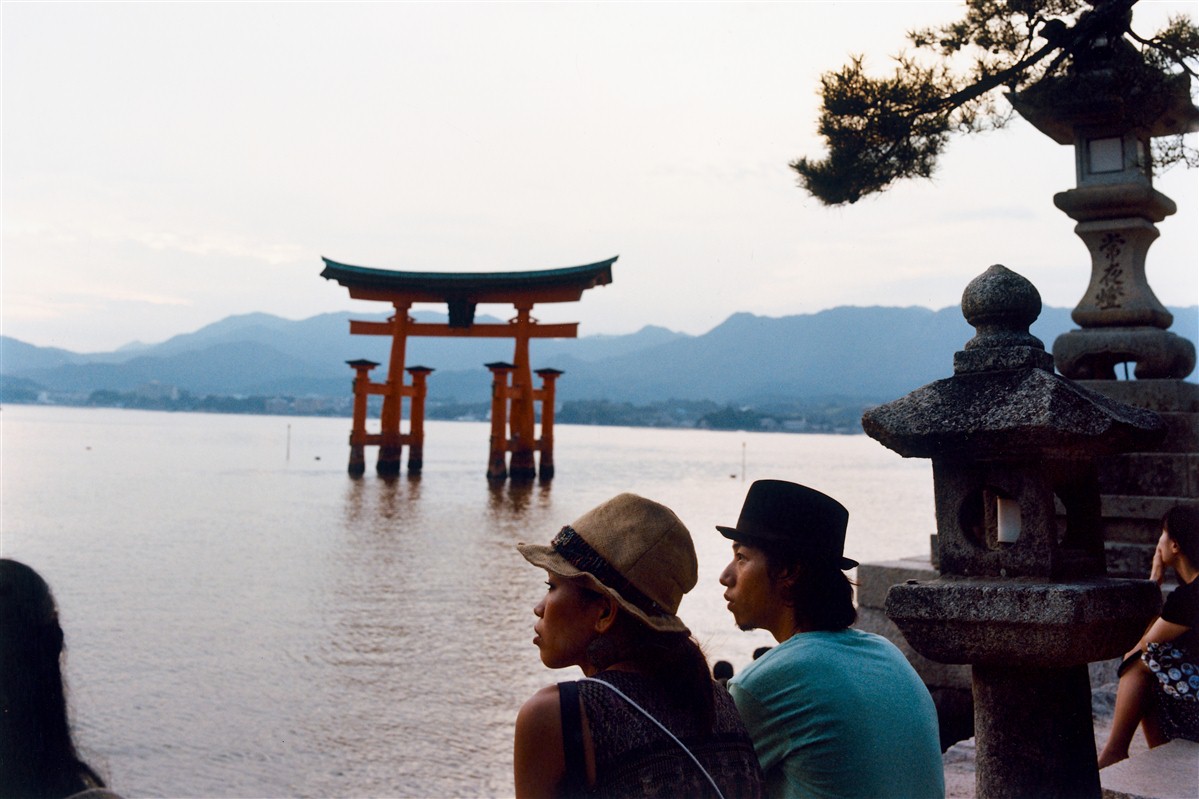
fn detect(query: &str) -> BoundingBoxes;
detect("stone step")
[1098,495,1199,524]
[1156,412,1199,452]
[1100,739,1199,799]
[1053,496,1195,552]
[1095,497,1199,559]
[1101,518,1171,548]
[1105,541,1157,577]
[1099,452,1199,495]
[1077,379,1199,413]
[855,556,939,608]
[946,718,1198,798]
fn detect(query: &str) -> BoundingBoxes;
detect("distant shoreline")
[1,395,870,434]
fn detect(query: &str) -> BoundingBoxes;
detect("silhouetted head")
[0,559,104,798]
[0,558,63,659]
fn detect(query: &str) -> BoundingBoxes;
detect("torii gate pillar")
[508,303,539,479]
[535,368,564,481]
[486,362,515,481]
[406,365,433,473]
[346,358,380,477]
[485,363,564,482]
[344,355,434,477]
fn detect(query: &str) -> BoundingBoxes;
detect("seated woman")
[513,493,764,799]
[1,558,121,799]
[1098,506,1199,768]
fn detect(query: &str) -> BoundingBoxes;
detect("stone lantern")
[1008,2,1198,381]
[1006,1,1199,578]
[863,264,1164,799]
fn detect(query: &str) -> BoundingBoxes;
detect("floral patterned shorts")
[1144,642,1199,741]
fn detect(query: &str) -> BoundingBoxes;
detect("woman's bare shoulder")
[518,683,563,726]
[515,683,569,799]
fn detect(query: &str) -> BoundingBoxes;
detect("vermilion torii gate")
[321,256,615,480]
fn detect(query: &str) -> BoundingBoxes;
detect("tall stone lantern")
[1009,2,1198,381]
[1007,1,1199,578]
[863,264,1164,799]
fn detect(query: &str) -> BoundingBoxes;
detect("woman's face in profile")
[1157,525,1180,568]
[531,571,605,670]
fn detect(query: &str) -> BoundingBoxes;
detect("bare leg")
[1098,658,1156,768]
[1142,695,1168,749]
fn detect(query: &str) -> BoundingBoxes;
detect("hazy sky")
[3,1,1196,353]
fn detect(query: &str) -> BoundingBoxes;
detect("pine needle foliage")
[793,0,1198,205]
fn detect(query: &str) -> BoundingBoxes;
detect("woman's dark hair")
[0,559,105,799]
[1165,506,1199,565]
[585,610,716,730]
[760,546,857,632]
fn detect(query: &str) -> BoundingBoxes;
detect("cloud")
[78,287,192,307]
[3,288,191,323]
[117,229,306,266]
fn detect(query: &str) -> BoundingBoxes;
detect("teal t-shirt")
[728,628,944,799]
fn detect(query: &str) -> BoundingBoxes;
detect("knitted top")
[561,670,764,799]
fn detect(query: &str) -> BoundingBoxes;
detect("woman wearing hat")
[514,493,764,799]
[1099,506,1199,768]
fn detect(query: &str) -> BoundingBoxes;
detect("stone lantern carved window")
[1087,136,1123,173]
[960,487,1022,552]
[939,460,1109,579]
[1075,130,1152,187]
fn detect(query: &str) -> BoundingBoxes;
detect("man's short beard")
[737,622,756,632]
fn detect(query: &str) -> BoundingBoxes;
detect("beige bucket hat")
[517,493,698,633]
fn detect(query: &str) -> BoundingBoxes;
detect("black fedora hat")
[717,479,857,569]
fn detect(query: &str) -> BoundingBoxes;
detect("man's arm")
[728,680,786,775]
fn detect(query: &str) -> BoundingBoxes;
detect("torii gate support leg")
[535,368,562,481]
[486,363,513,480]
[346,360,378,476]
[377,305,411,476]
[508,305,537,480]
[406,366,433,473]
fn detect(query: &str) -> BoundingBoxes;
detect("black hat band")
[551,525,669,618]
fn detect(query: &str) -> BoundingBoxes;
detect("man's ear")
[594,594,620,634]
[772,564,800,593]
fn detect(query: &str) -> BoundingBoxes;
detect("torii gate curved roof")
[320,255,617,304]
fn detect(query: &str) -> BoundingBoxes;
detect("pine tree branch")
[912,0,1135,117]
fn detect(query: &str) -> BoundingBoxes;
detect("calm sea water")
[1,405,934,798]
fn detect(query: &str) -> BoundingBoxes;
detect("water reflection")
[320,474,555,796]
[6,409,935,797]
[486,478,553,516]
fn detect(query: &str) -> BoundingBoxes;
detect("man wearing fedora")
[717,479,944,799]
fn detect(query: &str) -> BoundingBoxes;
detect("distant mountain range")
[3,305,1197,407]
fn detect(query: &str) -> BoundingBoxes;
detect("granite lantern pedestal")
[863,265,1164,799]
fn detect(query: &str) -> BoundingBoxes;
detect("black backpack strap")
[558,680,587,797]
